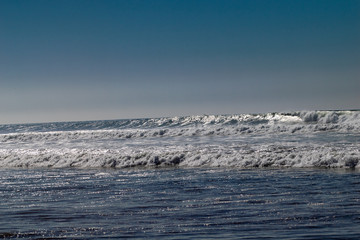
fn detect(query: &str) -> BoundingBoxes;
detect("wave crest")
[0,111,359,144]
[0,144,359,169]
[1,110,359,169]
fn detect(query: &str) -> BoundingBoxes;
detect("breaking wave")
[0,144,359,169]
[0,110,359,169]
[0,110,359,143]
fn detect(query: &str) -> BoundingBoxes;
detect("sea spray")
[0,110,359,169]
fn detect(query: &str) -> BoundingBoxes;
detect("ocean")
[0,110,359,239]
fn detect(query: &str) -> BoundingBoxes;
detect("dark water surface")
[1,168,360,239]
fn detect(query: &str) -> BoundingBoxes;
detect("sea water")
[0,110,360,239]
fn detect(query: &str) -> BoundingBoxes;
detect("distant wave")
[0,110,359,143]
[1,110,359,133]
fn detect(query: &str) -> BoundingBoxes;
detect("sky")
[1,0,359,124]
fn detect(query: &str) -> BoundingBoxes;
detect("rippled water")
[1,111,359,238]
[1,168,360,239]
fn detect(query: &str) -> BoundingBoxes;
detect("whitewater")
[0,110,359,169]
[1,110,360,239]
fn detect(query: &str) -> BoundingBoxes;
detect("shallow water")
[1,111,359,238]
[1,168,360,239]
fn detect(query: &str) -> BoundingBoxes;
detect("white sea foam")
[0,110,359,169]
[0,143,359,169]
[0,111,359,144]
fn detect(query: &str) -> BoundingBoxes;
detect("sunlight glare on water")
[0,168,360,239]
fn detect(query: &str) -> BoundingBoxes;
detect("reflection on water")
[0,168,360,239]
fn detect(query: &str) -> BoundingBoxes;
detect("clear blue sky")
[1,0,359,124]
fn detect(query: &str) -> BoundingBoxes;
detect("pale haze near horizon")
[1,0,359,124]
